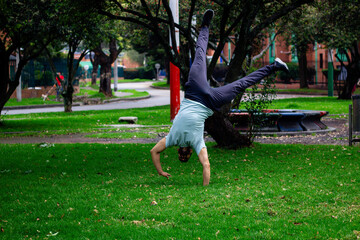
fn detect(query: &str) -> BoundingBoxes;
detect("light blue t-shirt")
[166,98,214,155]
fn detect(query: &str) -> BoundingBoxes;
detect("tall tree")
[316,0,360,99]
[0,0,57,116]
[279,5,317,88]
[89,20,127,96]
[94,0,313,149]
[44,0,104,112]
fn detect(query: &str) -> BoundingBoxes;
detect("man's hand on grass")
[159,171,171,179]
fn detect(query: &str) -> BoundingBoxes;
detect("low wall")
[10,86,80,99]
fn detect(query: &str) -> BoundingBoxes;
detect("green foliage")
[0,0,61,111]
[125,50,145,66]
[33,70,54,87]
[316,0,360,49]
[239,72,277,141]
[279,5,317,52]
[124,68,155,80]
[278,62,299,82]
[0,143,359,239]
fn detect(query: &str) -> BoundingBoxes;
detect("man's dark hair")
[178,147,193,162]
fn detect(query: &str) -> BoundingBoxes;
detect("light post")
[155,63,160,80]
[83,65,89,80]
[16,50,22,102]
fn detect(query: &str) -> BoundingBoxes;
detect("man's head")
[178,147,193,162]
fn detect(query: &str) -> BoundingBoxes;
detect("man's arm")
[198,148,210,186]
[150,137,171,179]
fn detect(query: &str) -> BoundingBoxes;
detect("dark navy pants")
[185,27,275,112]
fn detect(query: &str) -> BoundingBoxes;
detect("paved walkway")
[3,82,183,115]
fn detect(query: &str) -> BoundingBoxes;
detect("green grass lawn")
[0,106,170,137]
[266,97,351,115]
[117,89,149,99]
[152,80,170,88]
[4,96,60,107]
[0,143,359,239]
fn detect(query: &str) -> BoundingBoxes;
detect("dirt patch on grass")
[255,117,351,145]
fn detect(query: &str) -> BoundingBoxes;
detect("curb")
[150,85,170,90]
[3,103,81,110]
[103,95,151,103]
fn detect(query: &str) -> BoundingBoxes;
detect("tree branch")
[251,0,314,39]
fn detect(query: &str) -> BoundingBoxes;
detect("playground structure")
[228,109,330,134]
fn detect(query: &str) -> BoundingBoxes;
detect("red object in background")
[170,62,180,120]
[56,74,64,86]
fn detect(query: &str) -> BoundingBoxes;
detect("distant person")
[150,9,289,186]
[56,72,64,100]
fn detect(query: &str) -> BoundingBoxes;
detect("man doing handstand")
[150,9,289,186]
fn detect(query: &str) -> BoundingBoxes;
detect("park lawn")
[257,96,351,116]
[4,96,60,107]
[117,89,149,99]
[152,80,170,88]
[0,106,171,138]
[0,143,359,239]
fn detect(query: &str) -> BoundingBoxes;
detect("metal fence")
[10,57,85,89]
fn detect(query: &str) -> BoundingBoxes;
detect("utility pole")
[114,58,118,92]
[327,49,334,97]
[169,0,180,120]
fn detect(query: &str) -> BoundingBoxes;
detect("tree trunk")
[91,53,99,85]
[92,38,122,97]
[338,44,360,99]
[298,48,309,88]
[205,111,252,149]
[62,83,74,112]
[339,66,359,99]
[0,56,25,116]
[0,57,10,115]
[224,42,248,84]
[203,44,251,150]
[99,62,112,97]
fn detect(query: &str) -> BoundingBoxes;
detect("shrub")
[124,67,155,80]
[278,62,299,83]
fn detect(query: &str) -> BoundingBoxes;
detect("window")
[320,53,323,69]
